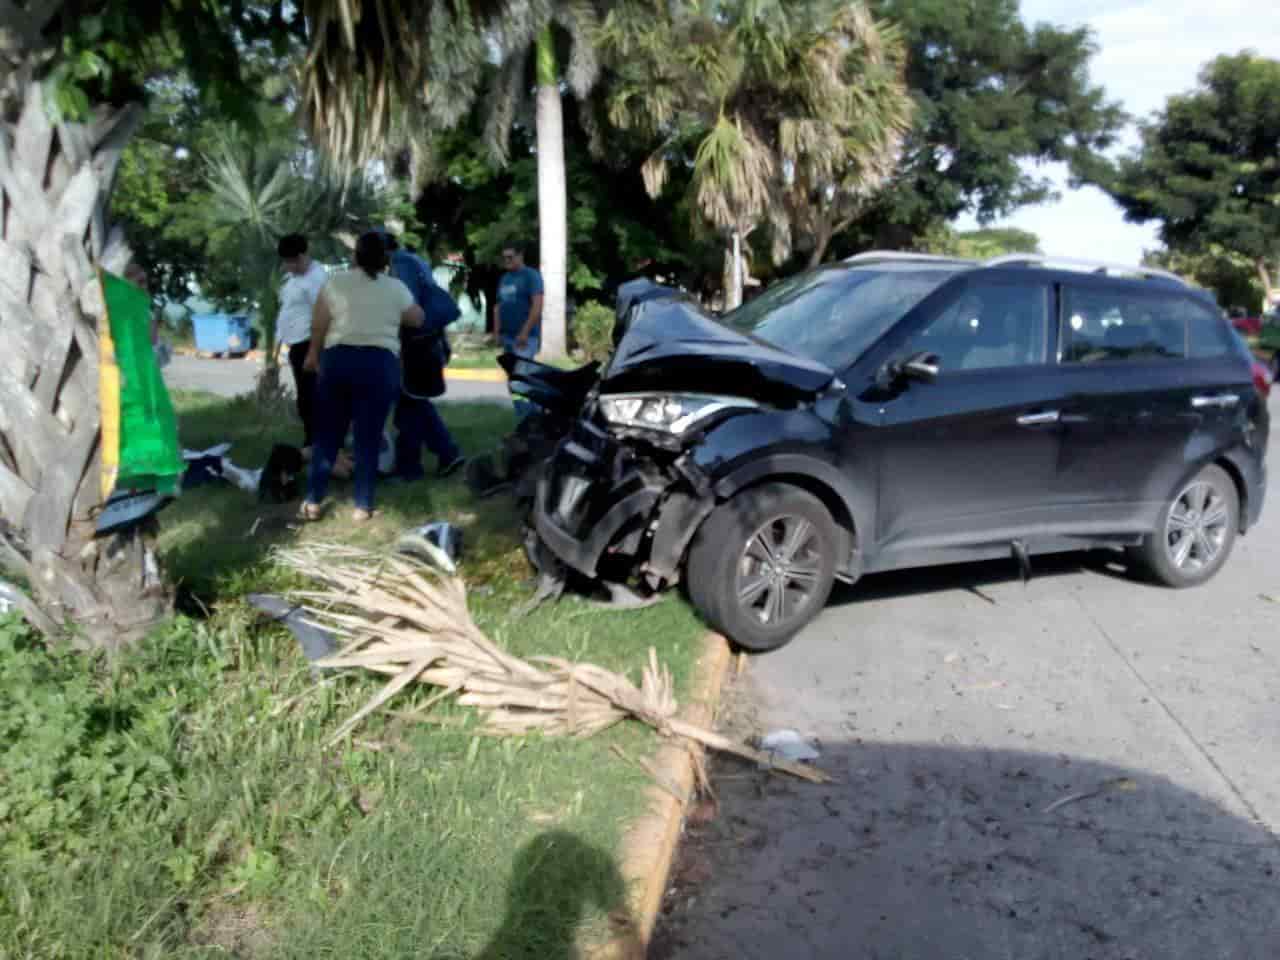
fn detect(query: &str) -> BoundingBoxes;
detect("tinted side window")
[904,279,1049,373]
[1185,301,1236,359]
[1061,287,1185,363]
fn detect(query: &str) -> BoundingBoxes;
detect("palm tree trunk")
[1257,258,1277,311]
[0,81,170,648]
[723,233,744,311]
[534,26,568,360]
[808,223,833,270]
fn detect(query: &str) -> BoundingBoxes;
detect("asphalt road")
[163,354,508,403]
[655,394,1280,960]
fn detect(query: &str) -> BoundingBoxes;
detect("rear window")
[1061,287,1237,364]
[725,266,959,370]
[1185,300,1237,358]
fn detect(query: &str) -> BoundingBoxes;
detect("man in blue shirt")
[492,241,543,419]
[492,241,544,357]
[384,234,463,481]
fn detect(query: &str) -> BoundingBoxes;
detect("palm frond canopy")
[299,0,605,170]
[599,0,913,262]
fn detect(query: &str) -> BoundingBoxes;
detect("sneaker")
[438,455,466,479]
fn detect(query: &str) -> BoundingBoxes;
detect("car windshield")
[724,265,961,370]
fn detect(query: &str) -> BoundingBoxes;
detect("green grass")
[1,392,706,959]
[161,391,526,598]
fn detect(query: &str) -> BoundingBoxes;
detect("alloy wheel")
[736,514,824,627]
[1163,479,1230,574]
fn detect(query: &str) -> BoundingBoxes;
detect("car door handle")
[1191,394,1240,408]
[1016,410,1060,427]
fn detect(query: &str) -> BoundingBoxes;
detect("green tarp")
[99,270,183,498]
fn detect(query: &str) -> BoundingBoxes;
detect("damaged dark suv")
[526,252,1270,650]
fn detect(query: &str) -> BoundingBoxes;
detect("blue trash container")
[192,313,254,356]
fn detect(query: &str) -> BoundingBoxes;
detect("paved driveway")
[655,395,1280,959]
[163,354,507,403]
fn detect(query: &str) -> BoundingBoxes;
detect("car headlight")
[598,393,759,435]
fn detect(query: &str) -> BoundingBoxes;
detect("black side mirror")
[901,351,940,382]
[880,350,940,387]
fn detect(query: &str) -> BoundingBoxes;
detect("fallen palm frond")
[274,543,829,784]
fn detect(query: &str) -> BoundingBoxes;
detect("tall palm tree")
[297,1,606,360]
[599,0,912,306]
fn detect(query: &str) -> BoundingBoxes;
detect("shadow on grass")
[473,830,642,960]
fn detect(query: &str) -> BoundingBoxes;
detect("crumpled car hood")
[602,295,835,404]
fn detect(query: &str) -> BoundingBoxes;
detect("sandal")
[351,508,375,523]
[298,501,324,522]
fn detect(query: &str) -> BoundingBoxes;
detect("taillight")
[1253,360,1272,399]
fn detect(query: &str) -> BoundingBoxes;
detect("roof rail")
[844,250,974,266]
[981,253,1187,286]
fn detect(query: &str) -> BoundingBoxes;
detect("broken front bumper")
[531,418,711,583]
[532,419,661,578]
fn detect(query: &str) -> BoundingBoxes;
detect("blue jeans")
[307,345,400,511]
[502,333,540,419]
[393,395,460,479]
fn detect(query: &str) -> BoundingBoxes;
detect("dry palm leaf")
[274,543,829,784]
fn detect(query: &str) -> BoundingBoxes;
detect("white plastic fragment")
[760,729,821,763]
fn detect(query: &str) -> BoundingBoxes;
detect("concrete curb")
[593,633,734,958]
[443,367,506,383]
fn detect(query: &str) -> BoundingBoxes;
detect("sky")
[955,0,1280,265]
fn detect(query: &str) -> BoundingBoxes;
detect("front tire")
[686,484,838,652]
[1131,464,1238,587]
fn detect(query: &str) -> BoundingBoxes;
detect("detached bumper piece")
[532,420,665,579]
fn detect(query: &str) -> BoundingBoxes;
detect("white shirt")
[276,260,327,346]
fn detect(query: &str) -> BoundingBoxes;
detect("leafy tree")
[1097,52,1280,307]
[109,79,213,309]
[414,108,705,313]
[918,225,1042,259]
[109,49,301,313]
[199,126,418,398]
[1144,245,1264,315]
[598,0,912,307]
[834,0,1124,255]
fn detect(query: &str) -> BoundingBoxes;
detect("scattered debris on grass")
[246,594,339,662]
[396,521,463,574]
[275,543,831,784]
[591,582,662,611]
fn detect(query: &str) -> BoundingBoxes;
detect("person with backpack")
[383,232,464,481]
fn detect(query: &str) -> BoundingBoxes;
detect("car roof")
[838,250,1199,295]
